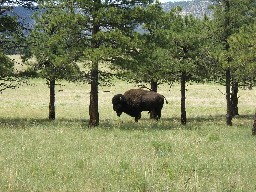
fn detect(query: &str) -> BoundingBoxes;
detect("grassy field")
[1,71,256,191]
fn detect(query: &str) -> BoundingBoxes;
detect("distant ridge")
[162,0,212,18]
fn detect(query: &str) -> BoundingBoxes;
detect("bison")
[112,89,167,122]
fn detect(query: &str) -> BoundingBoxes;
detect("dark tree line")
[0,0,35,93]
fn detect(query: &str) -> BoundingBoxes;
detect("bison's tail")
[162,95,169,104]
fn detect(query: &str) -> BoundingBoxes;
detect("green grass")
[1,76,256,191]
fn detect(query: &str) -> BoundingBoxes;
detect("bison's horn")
[119,96,123,101]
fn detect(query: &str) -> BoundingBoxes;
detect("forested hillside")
[9,0,212,26]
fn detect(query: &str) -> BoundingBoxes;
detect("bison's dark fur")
[112,89,166,122]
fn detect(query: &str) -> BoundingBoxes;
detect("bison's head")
[112,94,126,117]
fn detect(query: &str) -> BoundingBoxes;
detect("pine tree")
[167,13,208,124]
[228,23,256,87]
[70,0,154,126]
[25,3,82,120]
[113,4,174,86]
[0,1,24,93]
[210,0,256,125]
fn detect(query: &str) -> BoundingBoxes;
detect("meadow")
[1,60,256,191]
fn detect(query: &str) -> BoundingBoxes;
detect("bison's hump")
[124,89,161,99]
[123,89,146,105]
[124,89,148,97]
[123,89,164,108]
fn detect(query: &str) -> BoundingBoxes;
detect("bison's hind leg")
[150,110,158,120]
[151,108,162,121]
[156,108,162,120]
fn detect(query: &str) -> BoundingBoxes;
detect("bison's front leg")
[135,112,141,122]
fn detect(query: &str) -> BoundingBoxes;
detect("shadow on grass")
[0,114,254,130]
[101,114,254,130]
[0,117,85,130]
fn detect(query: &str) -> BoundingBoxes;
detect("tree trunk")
[89,16,100,127]
[89,63,99,127]
[150,81,157,92]
[181,72,186,125]
[231,81,239,116]
[150,80,158,119]
[226,68,232,126]
[49,79,55,120]
[252,113,256,135]
[223,0,232,126]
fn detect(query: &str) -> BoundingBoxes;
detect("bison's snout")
[113,106,122,116]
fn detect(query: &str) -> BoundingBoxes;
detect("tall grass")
[1,74,256,191]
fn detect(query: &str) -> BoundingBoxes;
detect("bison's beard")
[116,111,122,117]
